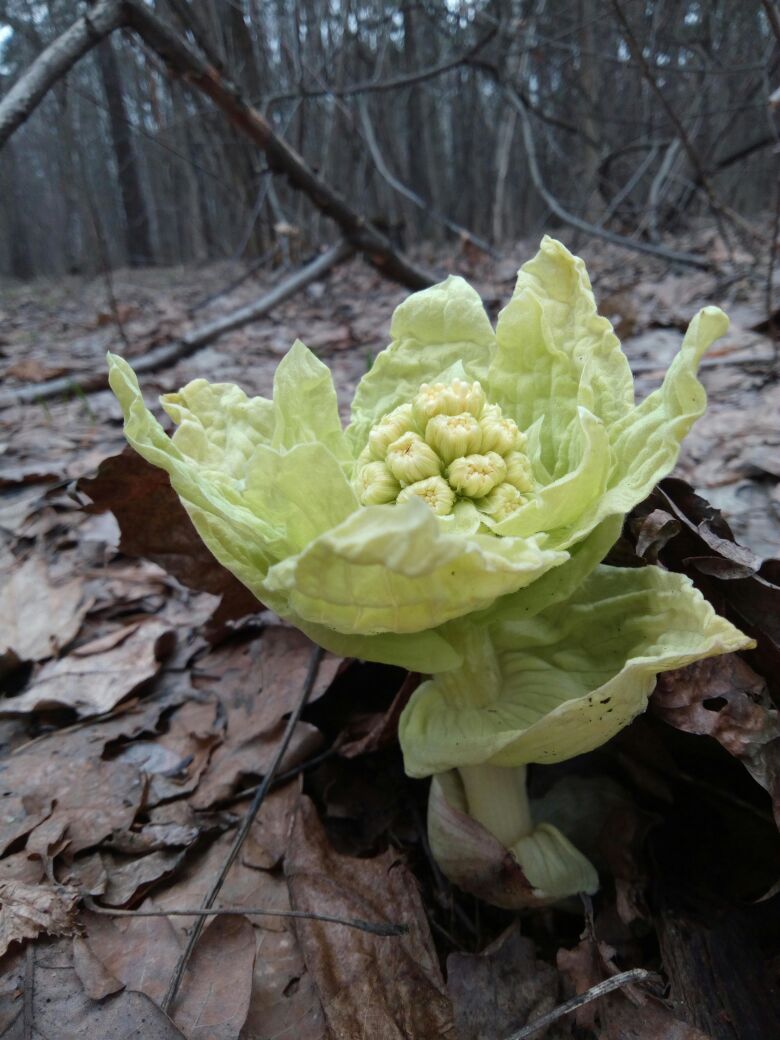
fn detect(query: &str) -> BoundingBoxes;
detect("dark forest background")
[1,0,778,281]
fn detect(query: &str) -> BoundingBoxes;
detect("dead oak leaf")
[447,923,558,1040]
[0,879,79,956]
[285,796,456,1040]
[171,915,257,1040]
[0,556,91,673]
[0,620,175,719]
[652,654,780,826]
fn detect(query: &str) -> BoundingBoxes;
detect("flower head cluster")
[356,378,534,524]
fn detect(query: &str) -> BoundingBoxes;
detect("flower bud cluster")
[356,379,534,524]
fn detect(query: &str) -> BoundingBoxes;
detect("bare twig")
[0,0,124,149]
[265,28,496,104]
[123,0,435,291]
[609,0,761,250]
[82,895,405,938]
[504,87,712,269]
[0,240,354,408]
[160,643,324,1013]
[503,968,653,1040]
[760,0,780,46]
[356,97,497,257]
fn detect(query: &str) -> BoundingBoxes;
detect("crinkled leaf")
[347,276,495,452]
[400,564,754,776]
[271,339,351,463]
[264,497,567,635]
[489,236,634,476]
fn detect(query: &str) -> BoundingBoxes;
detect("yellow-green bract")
[108,236,735,683]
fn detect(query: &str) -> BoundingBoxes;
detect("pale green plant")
[108,236,752,906]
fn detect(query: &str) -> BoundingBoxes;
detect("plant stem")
[458,763,532,848]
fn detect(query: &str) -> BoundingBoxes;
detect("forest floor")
[0,233,778,1039]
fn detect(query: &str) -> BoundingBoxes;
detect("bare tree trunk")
[96,34,153,266]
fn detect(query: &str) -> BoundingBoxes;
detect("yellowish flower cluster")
[356,379,534,523]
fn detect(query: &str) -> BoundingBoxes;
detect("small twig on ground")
[0,240,354,409]
[82,895,405,938]
[160,643,324,1013]
[503,967,653,1040]
[189,249,274,314]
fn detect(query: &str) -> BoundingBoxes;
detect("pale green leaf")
[399,564,754,776]
[264,496,568,635]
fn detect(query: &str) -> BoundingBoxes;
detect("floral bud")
[447,451,507,499]
[367,403,416,459]
[413,379,486,426]
[479,411,521,456]
[478,482,526,521]
[425,413,482,464]
[386,432,442,484]
[358,461,401,505]
[504,451,534,493]
[397,476,455,516]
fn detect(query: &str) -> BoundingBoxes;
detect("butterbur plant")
[108,236,753,908]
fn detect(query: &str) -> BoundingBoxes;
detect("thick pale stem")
[457,763,532,848]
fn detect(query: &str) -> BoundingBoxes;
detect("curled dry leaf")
[652,654,780,825]
[0,879,79,956]
[0,620,175,719]
[79,448,260,629]
[285,796,456,1039]
[0,555,91,674]
[447,923,558,1040]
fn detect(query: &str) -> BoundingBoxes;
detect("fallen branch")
[123,0,435,290]
[0,241,353,408]
[83,895,405,938]
[356,97,497,257]
[0,0,123,148]
[504,86,713,270]
[0,0,435,292]
[504,968,653,1040]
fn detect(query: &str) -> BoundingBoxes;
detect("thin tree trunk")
[96,34,153,266]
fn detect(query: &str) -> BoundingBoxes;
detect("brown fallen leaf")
[285,796,456,1040]
[190,628,339,808]
[557,938,713,1040]
[0,879,79,956]
[79,449,260,629]
[72,935,124,1000]
[171,915,257,1040]
[652,654,780,825]
[0,620,175,718]
[99,848,188,907]
[80,909,182,1007]
[0,795,52,857]
[9,937,186,1039]
[447,923,559,1040]
[0,752,145,855]
[0,555,91,673]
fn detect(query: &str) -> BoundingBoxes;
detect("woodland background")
[0,2,779,1040]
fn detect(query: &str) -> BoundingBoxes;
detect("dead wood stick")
[505,86,712,270]
[160,644,324,1014]
[123,0,435,291]
[503,968,653,1040]
[82,895,405,938]
[0,0,124,149]
[0,240,353,408]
